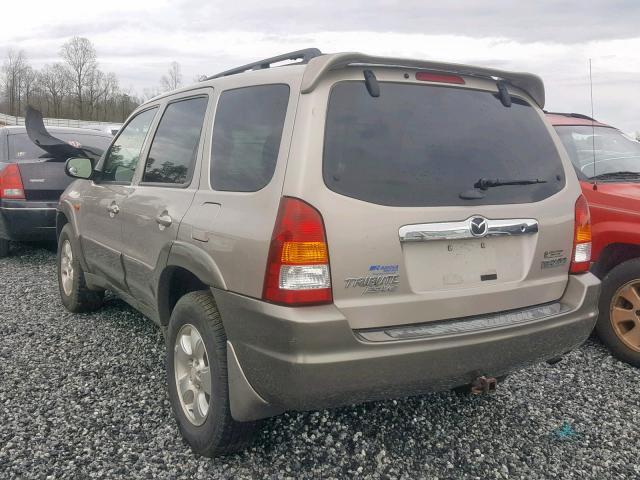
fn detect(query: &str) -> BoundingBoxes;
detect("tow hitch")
[470,376,497,395]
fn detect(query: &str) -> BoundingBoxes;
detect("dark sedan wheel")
[57,224,104,313]
[167,291,259,456]
[596,259,640,367]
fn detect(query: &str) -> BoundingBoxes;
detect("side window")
[100,108,157,183]
[142,96,209,184]
[211,84,289,192]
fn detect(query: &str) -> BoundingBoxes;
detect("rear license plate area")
[442,239,498,285]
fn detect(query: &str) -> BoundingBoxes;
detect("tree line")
[0,36,142,123]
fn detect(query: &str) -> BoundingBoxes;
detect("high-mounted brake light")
[570,195,592,273]
[263,197,332,306]
[0,164,25,199]
[415,72,466,85]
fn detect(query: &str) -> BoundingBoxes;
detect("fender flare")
[56,200,90,272]
[164,241,227,290]
[155,241,227,326]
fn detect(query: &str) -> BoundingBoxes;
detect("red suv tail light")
[570,195,592,274]
[0,164,25,199]
[262,197,332,306]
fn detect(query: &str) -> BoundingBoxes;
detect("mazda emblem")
[470,217,488,237]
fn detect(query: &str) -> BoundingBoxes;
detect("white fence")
[0,112,120,130]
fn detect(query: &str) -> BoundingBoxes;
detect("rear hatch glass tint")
[8,132,111,161]
[323,81,565,207]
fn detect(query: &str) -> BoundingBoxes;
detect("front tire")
[596,259,640,367]
[57,224,104,313]
[167,291,259,456]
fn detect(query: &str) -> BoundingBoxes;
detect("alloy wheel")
[60,240,74,296]
[174,324,212,426]
[610,280,640,353]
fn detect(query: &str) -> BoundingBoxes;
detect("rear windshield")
[7,132,112,161]
[323,82,565,207]
[554,125,640,179]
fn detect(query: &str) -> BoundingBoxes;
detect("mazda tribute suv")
[57,49,600,456]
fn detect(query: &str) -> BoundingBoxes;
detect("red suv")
[548,112,640,367]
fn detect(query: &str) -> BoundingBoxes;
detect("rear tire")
[596,259,640,367]
[57,224,104,313]
[167,290,260,456]
[0,238,9,258]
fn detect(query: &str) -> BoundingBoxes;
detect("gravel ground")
[1,243,639,480]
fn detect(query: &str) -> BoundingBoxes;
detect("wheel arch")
[157,241,227,326]
[592,242,640,279]
[55,203,91,273]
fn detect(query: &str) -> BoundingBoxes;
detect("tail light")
[0,164,25,199]
[570,195,592,273]
[263,197,332,306]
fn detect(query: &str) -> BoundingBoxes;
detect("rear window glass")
[554,125,640,179]
[323,82,565,207]
[211,84,289,192]
[8,132,112,161]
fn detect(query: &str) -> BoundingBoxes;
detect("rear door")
[78,107,158,290]
[286,72,579,330]
[120,91,211,306]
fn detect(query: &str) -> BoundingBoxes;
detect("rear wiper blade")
[474,177,547,190]
[591,171,640,180]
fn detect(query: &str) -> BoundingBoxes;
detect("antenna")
[589,59,597,182]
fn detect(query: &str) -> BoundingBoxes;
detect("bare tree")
[85,68,105,120]
[19,65,38,113]
[1,38,140,122]
[1,49,28,115]
[160,61,182,92]
[40,63,70,117]
[60,36,97,117]
[98,72,119,121]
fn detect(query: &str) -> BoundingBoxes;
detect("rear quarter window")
[210,84,289,192]
[323,81,565,207]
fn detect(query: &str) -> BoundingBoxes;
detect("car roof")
[144,50,546,107]
[545,112,612,128]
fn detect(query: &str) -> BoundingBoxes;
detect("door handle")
[107,203,120,217]
[155,213,172,228]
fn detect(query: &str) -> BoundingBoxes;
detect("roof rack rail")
[546,111,596,121]
[205,48,323,80]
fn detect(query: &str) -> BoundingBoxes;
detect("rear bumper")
[214,273,600,421]
[0,200,58,241]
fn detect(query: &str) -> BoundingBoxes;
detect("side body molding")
[166,241,227,290]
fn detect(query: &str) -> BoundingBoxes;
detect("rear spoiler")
[300,53,546,108]
[25,106,104,161]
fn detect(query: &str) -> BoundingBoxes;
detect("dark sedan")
[0,124,112,257]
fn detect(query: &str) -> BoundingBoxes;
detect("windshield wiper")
[474,177,547,190]
[591,171,640,180]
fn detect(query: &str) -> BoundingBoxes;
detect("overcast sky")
[1,0,638,132]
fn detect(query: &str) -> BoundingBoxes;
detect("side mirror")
[65,157,94,179]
